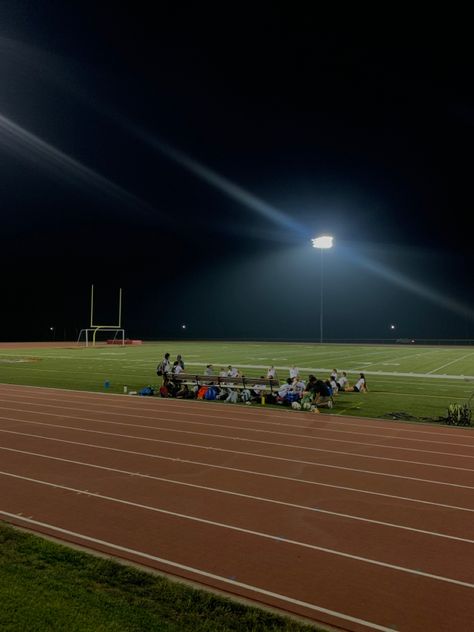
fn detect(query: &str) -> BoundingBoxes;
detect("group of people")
[155,353,368,408]
[274,368,368,409]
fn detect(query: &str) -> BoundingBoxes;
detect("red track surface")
[0,383,473,632]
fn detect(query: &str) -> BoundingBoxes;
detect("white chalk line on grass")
[0,392,472,450]
[1,445,472,545]
[1,412,474,475]
[2,471,474,592]
[0,400,472,461]
[1,423,474,492]
[0,511,399,632]
[427,352,474,375]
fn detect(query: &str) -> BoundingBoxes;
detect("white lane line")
[2,445,472,545]
[2,384,473,443]
[427,352,474,375]
[1,426,473,492]
[2,413,473,474]
[0,511,398,632]
[1,428,473,514]
[0,401,472,460]
[1,471,474,591]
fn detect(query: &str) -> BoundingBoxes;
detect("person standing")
[157,353,171,376]
[289,366,299,380]
[267,365,277,379]
[176,354,185,370]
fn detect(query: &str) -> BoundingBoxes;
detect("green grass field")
[0,340,473,422]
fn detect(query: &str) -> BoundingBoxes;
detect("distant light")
[181,324,186,329]
[50,327,54,331]
[390,324,396,330]
[312,235,333,249]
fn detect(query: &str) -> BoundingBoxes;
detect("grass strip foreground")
[0,523,319,632]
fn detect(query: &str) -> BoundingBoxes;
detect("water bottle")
[123,385,128,394]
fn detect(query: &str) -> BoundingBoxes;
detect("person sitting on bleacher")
[227,365,240,378]
[277,378,293,401]
[251,376,266,402]
[292,377,306,395]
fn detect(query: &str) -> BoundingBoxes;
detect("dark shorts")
[353,386,359,392]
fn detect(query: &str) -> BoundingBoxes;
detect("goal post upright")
[77,285,125,346]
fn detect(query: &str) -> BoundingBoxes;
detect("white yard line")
[427,352,474,375]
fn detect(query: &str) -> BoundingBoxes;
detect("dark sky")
[1,3,473,341]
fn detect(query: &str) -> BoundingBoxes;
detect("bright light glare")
[312,235,333,249]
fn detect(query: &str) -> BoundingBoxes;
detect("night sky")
[1,4,473,341]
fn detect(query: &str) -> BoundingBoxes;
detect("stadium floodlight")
[312,235,334,343]
[312,235,333,249]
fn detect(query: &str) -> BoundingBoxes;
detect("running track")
[0,383,473,632]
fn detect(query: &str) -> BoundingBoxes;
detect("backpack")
[226,390,238,403]
[286,392,300,404]
[139,386,155,396]
[197,386,209,399]
[204,387,217,400]
[240,388,251,402]
[158,385,169,397]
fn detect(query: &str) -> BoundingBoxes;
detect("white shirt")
[289,367,299,379]
[337,376,348,388]
[229,367,239,378]
[355,378,365,390]
[293,379,306,393]
[267,367,276,379]
[173,364,183,375]
[278,383,292,398]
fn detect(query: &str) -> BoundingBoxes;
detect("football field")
[0,341,473,422]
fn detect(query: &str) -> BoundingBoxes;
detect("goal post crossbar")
[77,327,125,347]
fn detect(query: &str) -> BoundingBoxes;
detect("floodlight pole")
[319,248,324,344]
[312,235,333,345]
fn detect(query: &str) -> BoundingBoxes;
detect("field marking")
[0,511,400,632]
[0,400,472,461]
[1,423,473,491]
[2,428,473,514]
[2,471,474,591]
[427,352,474,375]
[0,392,472,449]
[2,412,474,474]
[2,445,472,544]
